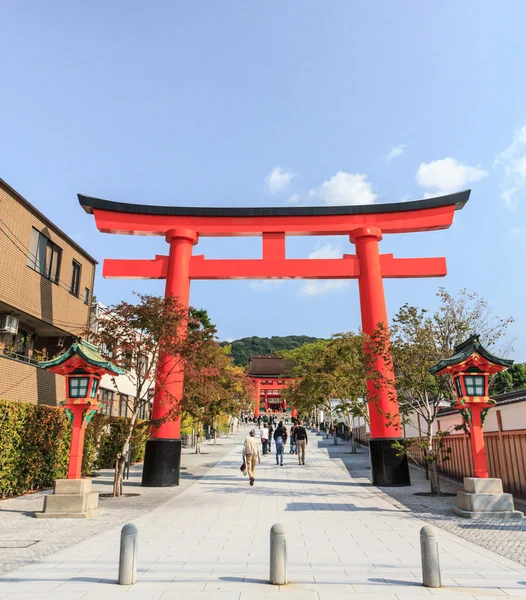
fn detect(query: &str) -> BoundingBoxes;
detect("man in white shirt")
[261,424,270,456]
[243,429,261,486]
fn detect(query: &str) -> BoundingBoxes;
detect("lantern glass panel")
[464,375,485,396]
[69,377,89,398]
[90,378,99,398]
[455,377,463,397]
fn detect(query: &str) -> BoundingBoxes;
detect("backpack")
[295,426,306,441]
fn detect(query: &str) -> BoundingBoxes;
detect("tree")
[89,294,215,496]
[182,344,253,453]
[282,335,368,444]
[377,288,514,495]
[491,363,526,395]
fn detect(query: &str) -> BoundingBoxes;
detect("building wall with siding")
[0,355,65,406]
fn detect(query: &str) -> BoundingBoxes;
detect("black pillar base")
[141,438,182,487]
[369,438,411,487]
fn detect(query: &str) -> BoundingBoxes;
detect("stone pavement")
[0,431,244,575]
[1,427,526,599]
[321,435,526,567]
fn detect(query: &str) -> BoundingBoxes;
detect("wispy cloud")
[286,193,300,205]
[266,167,295,194]
[249,280,286,292]
[308,171,376,206]
[416,157,487,197]
[510,227,522,235]
[494,126,526,210]
[386,144,406,163]
[297,243,350,296]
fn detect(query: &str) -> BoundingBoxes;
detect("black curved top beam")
[78,190,470,218]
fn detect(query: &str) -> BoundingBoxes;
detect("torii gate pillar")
[142,228,198,487]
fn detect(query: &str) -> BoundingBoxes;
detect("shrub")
[0,399,148,498]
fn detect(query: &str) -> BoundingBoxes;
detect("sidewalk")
[320,433,526,568]
[0,430,245,576]
[1,429,526,599]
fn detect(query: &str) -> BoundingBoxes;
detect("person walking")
[268,421,274,453]
[289,422,297,454]
[261,423,269,455]
[243,429,261,486]
[294,420,308,465]
[274,421,288,466]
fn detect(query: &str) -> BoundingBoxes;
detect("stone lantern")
[430,334,523,519]
[37,339,125,518]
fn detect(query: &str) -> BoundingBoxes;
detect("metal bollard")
[420,525,441,588]
[269,523,287,585]
[118,523,138,585]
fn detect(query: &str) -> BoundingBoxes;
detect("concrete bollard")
[420,525,441,588]
[118,523,138,585]
[270,523,287,585]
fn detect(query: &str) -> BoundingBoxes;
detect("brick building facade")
[0,178,97,405]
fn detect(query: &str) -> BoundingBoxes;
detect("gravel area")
[318,431,526,567]
[0,430,245,575]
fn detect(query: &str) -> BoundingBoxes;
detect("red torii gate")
[79,190,470,487]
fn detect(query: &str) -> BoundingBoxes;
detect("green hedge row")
[0,399,148,499]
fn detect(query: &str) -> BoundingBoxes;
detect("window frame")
[463,375,485,397]
[84,287,90,305]
[28,228,63,284]
[71,260,82,297]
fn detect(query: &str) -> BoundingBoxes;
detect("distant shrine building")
[247,356,296,415]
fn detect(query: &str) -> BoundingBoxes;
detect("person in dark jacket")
[273,421,288,466]
[294,420,308,465]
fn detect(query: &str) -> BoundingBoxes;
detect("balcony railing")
[1,349,42,367]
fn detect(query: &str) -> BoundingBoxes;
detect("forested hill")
[221,335,322,366]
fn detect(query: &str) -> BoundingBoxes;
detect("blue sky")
[2,2,526,357]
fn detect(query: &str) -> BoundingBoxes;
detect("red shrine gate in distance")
[79,189,470,487]
[247,356,296,417]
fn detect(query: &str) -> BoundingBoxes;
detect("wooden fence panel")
[407,430,526,500]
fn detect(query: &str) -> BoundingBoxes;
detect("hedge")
[0,399,148,499]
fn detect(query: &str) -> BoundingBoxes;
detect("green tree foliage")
[221,335,323,366]
[491,363,526,395]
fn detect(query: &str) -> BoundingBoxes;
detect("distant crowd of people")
[241,413,308,486]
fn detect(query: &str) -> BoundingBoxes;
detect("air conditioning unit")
[0,314,19,335]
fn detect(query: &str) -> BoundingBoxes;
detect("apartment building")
[0,178,97,405]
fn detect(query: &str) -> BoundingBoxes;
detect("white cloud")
[510,227,522,235]
[416,157,488,197]
[495,126,526,210]
[387,144,407,163]
[298,280,350,296]
[307,243,342,259]
[266,167,295,194]
[308,171,376,206]
[286,193,300,205]
[249,280,286,292]
[297,243,350,296]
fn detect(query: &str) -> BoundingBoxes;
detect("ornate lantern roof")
[39,339,126,376]
[429,334,513,377]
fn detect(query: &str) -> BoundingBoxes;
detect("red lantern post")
[40,339,125,479]
[430,334,513,478]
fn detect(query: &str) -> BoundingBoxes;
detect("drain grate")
[0,540,40,549]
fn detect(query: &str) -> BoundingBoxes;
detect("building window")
[84,287,90,305]
[28,228,62,283]
[100,388,115,416]
[119,394,128,417]
[71,260,81,296]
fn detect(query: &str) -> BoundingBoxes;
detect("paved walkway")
[0,432,244,575]
[1,428,526,599]
[322,435,526,567]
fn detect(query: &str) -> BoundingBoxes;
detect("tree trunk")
[113,410,138,498]
[426,436,441,495]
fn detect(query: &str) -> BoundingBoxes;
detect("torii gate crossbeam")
[80,190,470,488]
